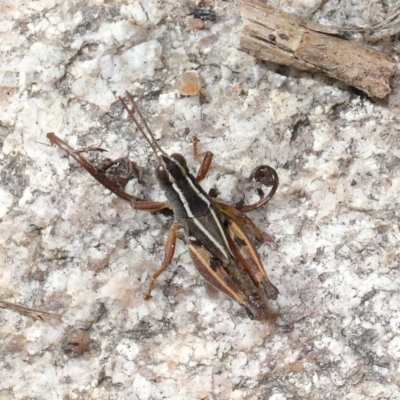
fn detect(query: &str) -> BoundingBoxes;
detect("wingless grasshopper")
[47,92,279,320]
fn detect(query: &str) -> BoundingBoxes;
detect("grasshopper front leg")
[195,151,214,183]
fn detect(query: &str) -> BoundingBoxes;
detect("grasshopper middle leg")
[144,222,180,300]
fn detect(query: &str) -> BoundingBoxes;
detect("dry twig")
[240,0,397,98]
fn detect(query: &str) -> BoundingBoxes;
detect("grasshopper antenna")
[119,92,166,160]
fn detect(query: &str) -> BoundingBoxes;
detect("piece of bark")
[240,0,397,98]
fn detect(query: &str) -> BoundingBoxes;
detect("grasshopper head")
[155,153,190,185]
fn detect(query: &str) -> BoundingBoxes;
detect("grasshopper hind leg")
[188,241,270,320]
[238,165,279,212]
[216,202,279,301]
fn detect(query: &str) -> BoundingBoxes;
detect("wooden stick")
[240,0,397,98]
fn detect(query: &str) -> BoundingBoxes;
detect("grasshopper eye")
[155,165,169,182]
[171,153,187,169]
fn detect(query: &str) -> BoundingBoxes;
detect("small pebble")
[190,18,205,30]
[236,85,245,95]
[176,71,202,96]
[62,328,91,355]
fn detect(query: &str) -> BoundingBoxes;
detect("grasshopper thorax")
[155,152,213,223]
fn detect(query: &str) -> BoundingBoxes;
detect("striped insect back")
[152,149,279,320]
[48,91,279,320]
[155,153,231,263]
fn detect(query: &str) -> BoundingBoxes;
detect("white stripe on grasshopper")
[167,156,231,260]
[171,180,230,261]
[183,172,231,254]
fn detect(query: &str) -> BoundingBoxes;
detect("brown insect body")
[47,92,279,320]
[156,153,277,320]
